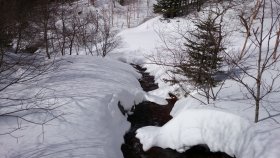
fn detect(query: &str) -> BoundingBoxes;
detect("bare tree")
[0,43,61,138]
[93,9,122,57]
[75,8,121,57]
[53,5,68,56]
[226,0,280,122]
[78,10,99,55]
[0,0,65,137]
[126,4,132,28]
[41,2,52,59]
[52,1,78,56]
[68,10,81,55]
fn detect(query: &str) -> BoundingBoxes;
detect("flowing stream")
[121,65,233,158]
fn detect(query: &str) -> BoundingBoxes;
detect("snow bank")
[136,108,251,156]
[0,56,146,158]
[122,2,280,158]
[112,16,191,98]
[137,96,280,158]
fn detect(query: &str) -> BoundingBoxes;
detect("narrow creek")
[121,64,233,158]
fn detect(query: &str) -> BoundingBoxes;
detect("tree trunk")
[255,98,260,123]
[69,32,75,55]
[0,47,4,68]
[255,49,262,123]
[44,23,51,59]
[62,23,66,56]
[15,30,22,54]
[254,0,265,123]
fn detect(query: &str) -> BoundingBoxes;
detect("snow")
[1,0,280,158]
[136,108,251,156]
[111,16,188,98]
[144,93,168,105]
[137,104,280,158]
[0,56,146,158]
[237,125,280,158]
[119,1,280,158]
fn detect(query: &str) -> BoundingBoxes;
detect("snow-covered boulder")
[136,108,251,156]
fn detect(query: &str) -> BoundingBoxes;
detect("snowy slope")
[0,1,162,157]
[111,16,191,98]
[112,1,280,158]
[1,0,280,158]
[0,56,146,158]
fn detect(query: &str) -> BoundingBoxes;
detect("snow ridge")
[136,108,251,157]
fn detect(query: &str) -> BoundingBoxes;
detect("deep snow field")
[0,0,280,158]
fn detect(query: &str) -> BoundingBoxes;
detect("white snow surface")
[115,2,280,158]
[136,108,251,156]
[1,0,280,158]
[112,16,184,98]
[137,104,280,158]
[0,56,163,158]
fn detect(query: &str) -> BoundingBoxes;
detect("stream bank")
[121,64,233,158]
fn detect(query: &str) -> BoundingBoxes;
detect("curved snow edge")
[136,108,251,157]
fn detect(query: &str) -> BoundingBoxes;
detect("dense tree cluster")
[116,0,137,6]
[0,0,121,58]
[0,0,74,55]
[153,0,206,18]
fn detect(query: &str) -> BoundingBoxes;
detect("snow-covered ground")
[137,96,280,158]
[111,1,280,158]
[1,0,280,158]
[0,56,166,158]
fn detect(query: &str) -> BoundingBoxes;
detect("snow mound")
[0,56,144,158]
[137,101,280,158]
[144,93,168,105]
[136,108,251,156]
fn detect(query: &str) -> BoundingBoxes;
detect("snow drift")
[136,97,280,158]
[136,108,251,156]
[0,56,145,158]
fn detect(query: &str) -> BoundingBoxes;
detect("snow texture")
[1,0,280,158]
[128,2,280,158]
[136,108,251,156]
[137,102,280,158]
[0,56,150,158]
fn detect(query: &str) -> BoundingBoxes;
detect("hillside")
[0,0,280,158]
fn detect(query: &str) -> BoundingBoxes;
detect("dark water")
[121,65,233,158]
